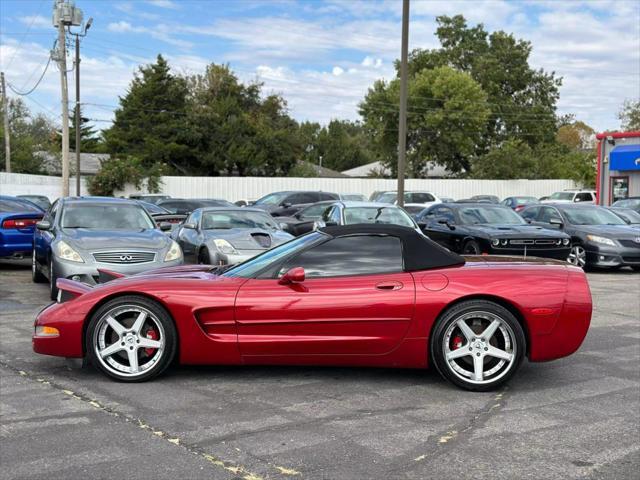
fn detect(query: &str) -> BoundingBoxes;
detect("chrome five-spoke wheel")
[86,296,176,382]
[567,245,586,268]
[432,300,525,391]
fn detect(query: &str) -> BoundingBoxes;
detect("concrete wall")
[0,173,89,200]
[1,173,578,203]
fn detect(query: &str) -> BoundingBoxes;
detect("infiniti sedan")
[33,197,183,299]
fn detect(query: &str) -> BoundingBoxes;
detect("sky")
[0,0,639,133]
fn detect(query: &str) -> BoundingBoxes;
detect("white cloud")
[18,15,50,29]
[147,0,178,9]
[332,66,344,76]
[107,21,193,49]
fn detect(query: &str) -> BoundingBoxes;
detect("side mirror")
[281,202,292,208]
[278,267,305,285]
[234,200,247,207]
[438,219,456,230]
[549,218,563,227]
[183,222,196,230]
[36,220,51,231]
[418,221,427,229]
[158,222,172,231]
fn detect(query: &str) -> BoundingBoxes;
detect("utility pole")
[71,17,92,196]
[52,0,83,197]
[396,0,410,207]
[57,16,70,197]
[1,72,10,173]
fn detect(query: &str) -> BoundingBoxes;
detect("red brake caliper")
[451,335,464,350]
[144,329,158,356]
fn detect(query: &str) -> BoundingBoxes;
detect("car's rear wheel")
[49,258,59,300]
[32,250,46,283]
[462,240,481,255]
[567,244,587,268]
[431,300,525,391]
[86,296,177,382]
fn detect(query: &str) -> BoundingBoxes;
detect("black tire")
[32,249,46,283]
[49,257,59,301]
[632,266,640,272]
[198,247,210,265]
[462,239,481,255]
[86,295,177,382]
[430,300,526,392]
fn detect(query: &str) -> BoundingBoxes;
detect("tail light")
[514,205,525,212]
[2,218,39,229]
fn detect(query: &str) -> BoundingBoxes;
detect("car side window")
[575,192,593,202]
[539,207,561,223]
[286,193,309,205]
[318,192,338,201]
[300,203,327,219]
[329,207,341,223]
[46,200,59,224]
[431,207,455,223]
[279,235,403,278]
[520,206,539,221]
[410,193,435,203]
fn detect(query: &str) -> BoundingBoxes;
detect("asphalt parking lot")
[1,260,638,480]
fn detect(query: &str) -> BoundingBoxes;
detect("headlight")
[555,239,562,246]
[164,240,182,262]
[214,239,238,255]
[562,238,570,246]
[55,240,84,263]
[491,238,500,246]
[586,235,615,246]
[500,239,508,246]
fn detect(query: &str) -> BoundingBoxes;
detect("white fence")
[1,172,578,202]
[117,176,578,202]
[0,173,89,200]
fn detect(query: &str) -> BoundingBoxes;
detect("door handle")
[375,281,403,291]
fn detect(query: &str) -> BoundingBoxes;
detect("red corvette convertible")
[33,225,592,391]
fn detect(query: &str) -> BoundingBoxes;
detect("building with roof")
[595,131,640,205]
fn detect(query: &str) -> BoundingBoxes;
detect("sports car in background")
[0,195,44,259]
[606,207,640,229]
[611,197,640,213]
[157,198,235,215]
[32,197,183,300]
[251,191,339,216]
[136,201,187,231]
[416,203,571,259]
[501,196,538,212]
[172,207,293,264]
[520,203,640,270]
[33,224,592,391]
[277,201,336,236]
[314,201,421,232]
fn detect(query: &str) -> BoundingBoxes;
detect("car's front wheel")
[431,300,525,391]
[567,244,587,268]
[462,240,481,255]
[32,250,46,283]
[86,296,177,382]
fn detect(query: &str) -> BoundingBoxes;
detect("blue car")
[0,196,44,259]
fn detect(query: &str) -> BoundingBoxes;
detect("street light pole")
[397,0,410,207]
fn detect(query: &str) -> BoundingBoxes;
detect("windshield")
[377,193,397,204]
[549,192,575,201]
[254,192,289,206]
[299,203,331,218]
[459,207,526,225]
[343,206,416,227]
[612,198,640,209]
[223,232,324,278]
[611,209,640,224]
[0,198,42,213]
[202,210,278,230]
[563,208,626,225]
[138,201,169,214]
[61,204,155,229]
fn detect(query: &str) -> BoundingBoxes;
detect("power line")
[7,54,52,96]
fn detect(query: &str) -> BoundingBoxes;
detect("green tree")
[404,15,561,152]
[360,65,490,176]
[185,63,300,176]
[618,99,640,131]
[0,97,56,174]
[298,119,374,172]
[103,55,190,173]
[87,156,165,196]
[53,108,101,153]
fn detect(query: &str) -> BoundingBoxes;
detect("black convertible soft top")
[320,224,465,271]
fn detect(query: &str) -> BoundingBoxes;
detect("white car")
[376,191,442,207]
[541,190,596,204]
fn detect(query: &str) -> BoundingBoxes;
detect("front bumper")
[585,244,640,268]
[32,302,85,358]
[488,246,571,261]
[55,257,184,284]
